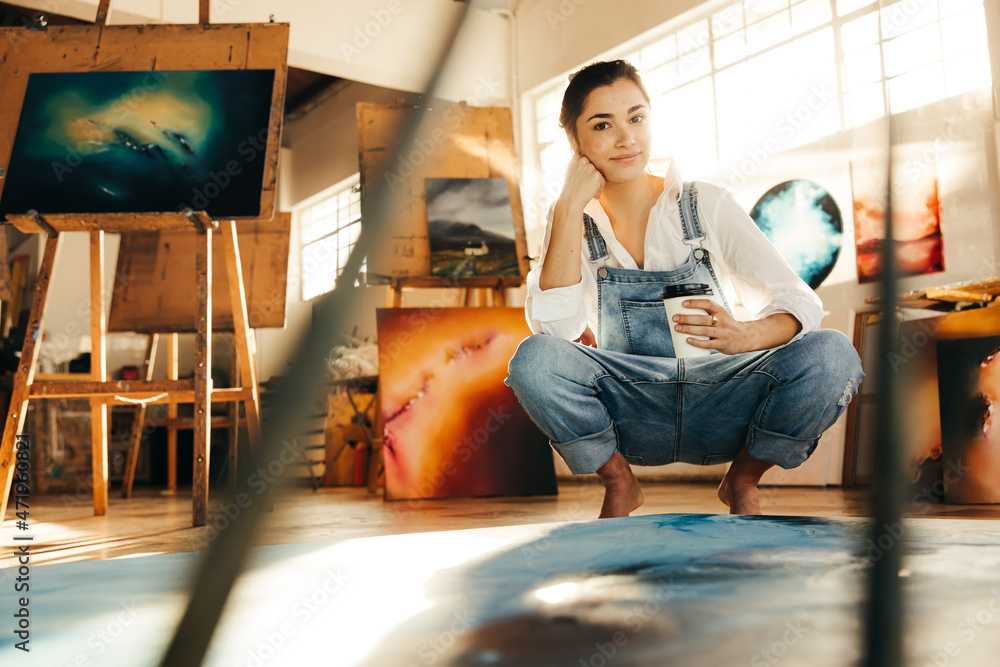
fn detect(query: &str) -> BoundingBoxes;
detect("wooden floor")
[9,479,1000,568]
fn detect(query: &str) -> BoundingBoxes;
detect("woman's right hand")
[557,153,606,213]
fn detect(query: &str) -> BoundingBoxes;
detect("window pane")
[883,23,941,78]
[846,81,885,127]
[713,3,744,38]
[941,0,983,18]
[887,62,945,113]
[714,31,747,68]
[677,47,711,84]
[645,60,680,95]
[840,12,879,53]
[791,0,831,35]
[791,26,834,67]
[945,48,992,97]
[534,91,558,122]
[641,36,677,68]
[745,0,787,24]
[880,0,938,41]
[746,10,791,53]
[941,7,988,58]
[655,78,717,177]
[677,20,710,55]
[837,0,875,16]
[843,44,883,91]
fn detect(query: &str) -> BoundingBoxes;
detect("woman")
[505,60,864,519]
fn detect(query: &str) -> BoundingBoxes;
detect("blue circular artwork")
[749,180,843,290]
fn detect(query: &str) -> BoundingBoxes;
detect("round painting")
[749,180,843,290]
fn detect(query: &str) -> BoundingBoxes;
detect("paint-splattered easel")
[0,0,289,527]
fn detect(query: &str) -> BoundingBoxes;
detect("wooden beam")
[122,334,158,498]
[193,229,213,526]
[90,231,109,517]
[30,379,194,397]
[96,0,111,25]
[0,235,62,526]
[200,0,210,24]
[228,334,239,491]
[220,222,262,453]
[167,333,178,495]
[924,288,995,303]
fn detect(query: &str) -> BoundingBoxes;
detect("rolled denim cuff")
[746,423,818,469]
[551,422,619,475]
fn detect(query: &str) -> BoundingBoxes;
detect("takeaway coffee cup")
[661,283,720,359]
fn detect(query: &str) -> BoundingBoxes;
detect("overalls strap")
[583,212,609,263]
[677,181,706,248]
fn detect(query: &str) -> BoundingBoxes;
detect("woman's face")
[570,78,652,183]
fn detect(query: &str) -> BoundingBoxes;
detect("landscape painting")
[376,307,556,501]
[425,177,520,277]
[851,145,944,283]
[0,70,275,218]
[749,179,843,289]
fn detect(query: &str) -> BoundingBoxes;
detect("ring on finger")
[711,315,718,327]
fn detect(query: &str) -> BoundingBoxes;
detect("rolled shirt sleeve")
[706,186,825,339]
[523,204,592,340]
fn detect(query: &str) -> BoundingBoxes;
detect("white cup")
[662,283,720,359]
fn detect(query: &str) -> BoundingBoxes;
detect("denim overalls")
[506,183,865,475]
[590,182,732,356]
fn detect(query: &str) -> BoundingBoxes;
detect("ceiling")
[0,2,344,117]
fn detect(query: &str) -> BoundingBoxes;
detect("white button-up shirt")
[525,164,825,341]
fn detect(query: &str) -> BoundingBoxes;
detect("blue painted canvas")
[0,70,275,218]
[3,514,1000,665]
[749,180,843,289]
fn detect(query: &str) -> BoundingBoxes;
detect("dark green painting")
[0,70,275,218]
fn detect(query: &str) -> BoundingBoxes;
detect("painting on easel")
[426,177,520,278]
[0,69,275,218]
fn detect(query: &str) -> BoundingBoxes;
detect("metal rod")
[158,4,471,664]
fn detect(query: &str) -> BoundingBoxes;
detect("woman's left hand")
[672,299,750,355]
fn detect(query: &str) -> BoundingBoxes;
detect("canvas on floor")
[376,307,556,501]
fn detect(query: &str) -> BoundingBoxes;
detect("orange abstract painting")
[851,146,944,283]
[376,307,557,501]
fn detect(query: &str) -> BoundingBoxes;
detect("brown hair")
[558,60,651,139]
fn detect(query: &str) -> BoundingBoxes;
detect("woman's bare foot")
[596,451,644,518]
[717,474,762,515]
[716,447,774,515]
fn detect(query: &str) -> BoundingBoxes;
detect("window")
[524,0,992,236]
[297,174,365,301]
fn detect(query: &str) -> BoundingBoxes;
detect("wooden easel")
[0,219,261,526]
[0,1,287,526]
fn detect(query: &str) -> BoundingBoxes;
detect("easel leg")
[122,333,159,498]
[228,334,239,491]
[90,231,109,516]
[0,235,61,524]
[166,333,178,495]
[193,228,212,527]
[220,222,261,454]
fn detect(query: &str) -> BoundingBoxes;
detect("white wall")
[9,0,513,106]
